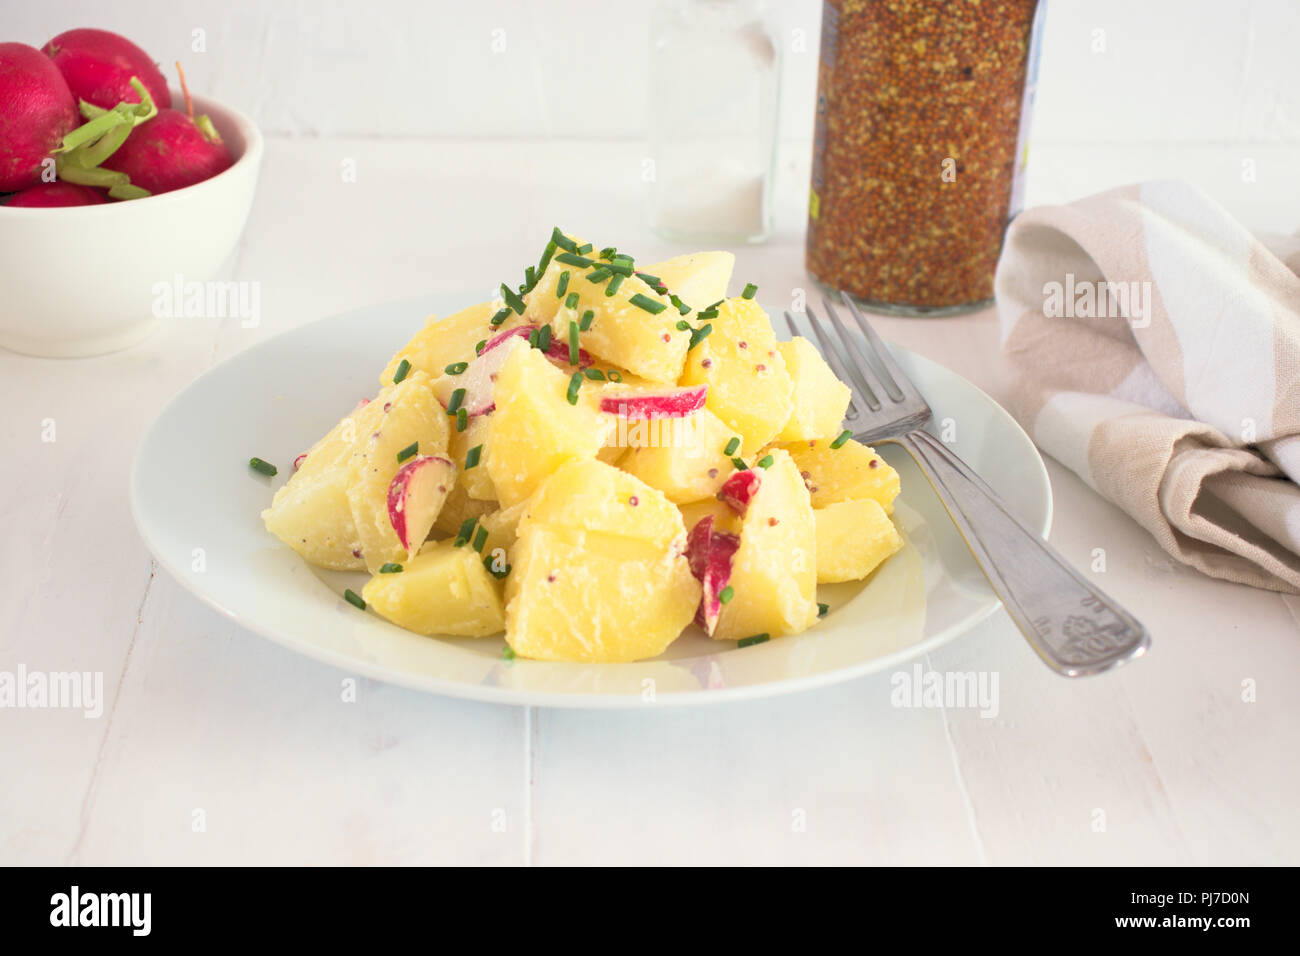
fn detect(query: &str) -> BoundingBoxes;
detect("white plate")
[131,296,1051,708]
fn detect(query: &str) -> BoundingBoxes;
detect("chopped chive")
[472,525,488,552]
[536,324,552,351]
[731,457,748,470]
[607,370,623,383]
[568,321,580,364]
[576,242,593,255]
[579,309,594,331]
[456,407,468,431]
[584,367,606,381]
[344,589,366,610]
[830,429,853,449]
[738,633,770,648]
[537,239,558,275]
[817,602,829,618]
[465,444,482,469]
[475,339,487,354]
[586,266,612,284]
[379,562,403,574]
[446,388,466,413]
[566,371,583,405]
[629,293,667,314]
[490,307,511,326]
[565,292,580,310]
[524,265,537,291]
[671,294,691,315]
[454,517,478,547]
[718,585,735,605]
[502,644,516,660]
[635,272,661,286]
[605,272,624,296]
[551,228,577,252]
[392,358,411,383]
[527,327,539,348]
[554,252,593,268]
[397,441,418,463]
[500,283,526,315]
[607,259,633,277]
[676,319,691,331]
[249,457,277,477]
[723,436,741,456]
[696,308,719,321]
[742,283,758,299]
[688,323,713,349]
[598,246,617,260]
[444,361,468,375]
[756,454,774,469]
[556,270,570,298]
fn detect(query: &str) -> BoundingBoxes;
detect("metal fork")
[786,294,1150,677]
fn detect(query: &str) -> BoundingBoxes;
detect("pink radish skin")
[718,470,761,517]
[42,28,171,111]
[600,385,707,419]
[0,43,79,192]
[480,324,593,369]
[685,515,741,635]
[101,108,233,194]
[4,181,106,207]
[387,455,455,553]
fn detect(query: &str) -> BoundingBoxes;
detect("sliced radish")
[600,384,707,419]
[685,516,740,635]
[685,515,715,579]
[718,470,761,517]
[386,455,455,554]
[292,453,308,472]
[432,335,527,416]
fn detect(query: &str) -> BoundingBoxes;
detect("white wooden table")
[3,138,1297,866]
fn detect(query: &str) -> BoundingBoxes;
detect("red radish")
[101,107,232,194]
[387,455,455,554]
[479,323,592,369]
[685,515,740,635]
[4,181,106,207]
[433,334,527,416]
[600,384,707,419]
[42,28,171,111]
[292,453,308,472]
[0,43,79,192]
[718,469,761,517]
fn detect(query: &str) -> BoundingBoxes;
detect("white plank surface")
[1,137,1297,866]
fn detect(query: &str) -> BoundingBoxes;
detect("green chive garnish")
[676,319,691,331]
[249,457,277,477]
[454,517,477,547]
[344,589,366,610]
[568,321,580,364]
[565,292,580,310]
[756,454,774,469]
[576,242,593,255]
[731,457,748,470]
[485,555,512,580]
[598,246,617,260]
[556,270,570,297]
[447,388,466,413]
[501,283,526,315]
[830,429,853,449]
[605,273,624,296]
[551,228,577,252]
[566,371,583,405]
[607,370,623,383]
[629,293,667,314]
[502,644,516,660]
[472,525,488,552]
[635,272,661,286]
[456,407,468,431]
[817,603,829,618]
[742,283,758,299]
[586,266,612,284]
[537,324,552,351]
[537,240,558,275]
[579,309,594,331]
[738,633,770,648]
[475,339,487,354]
[392,358,411,383]
[490,308,511,327]
[465,444,482,469]
[397,441,418,463]
[671,294,691,315]
[689,324,713,349]
[524,265,537,291]
[723,437,741,456]
[445,361,468,375]
[379,563,403,574]
[608,256,634,275]
[718,585,735,605]
[554,252,593,268]
[527,327,539,348]
[584,367,606,381]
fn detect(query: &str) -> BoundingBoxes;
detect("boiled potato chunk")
[815,498,903,583]
[618,406,737,504]
[505,460,699,662]
[362,541,505,637]
[449,412,496,501]
[681,298,793,455]
[379,301,519,388]
[712,450,819,641]
[777,337,851,441]
[486,345,615,507]
[641,251,735,311]
[433,484,496,538]
[774,437,900,512]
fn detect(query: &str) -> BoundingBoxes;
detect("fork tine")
[783,310,860,421]
[804,303,882,411]
[816,298,892,411]
[841,293,916,404]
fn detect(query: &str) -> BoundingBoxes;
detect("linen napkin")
[994,180,1300,594]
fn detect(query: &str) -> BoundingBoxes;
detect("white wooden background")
[2,1,1299,865]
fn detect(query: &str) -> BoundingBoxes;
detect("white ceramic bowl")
[0,92,263,358]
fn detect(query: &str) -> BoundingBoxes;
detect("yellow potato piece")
[615,404,737,505]
[640,250,735,311]
[379,301,521,388]
[363,541,504,637]
[815,498,903,583]
[777,337,851,441]
[774,437,900,512]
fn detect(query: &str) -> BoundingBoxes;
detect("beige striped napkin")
[994,181,1300,594]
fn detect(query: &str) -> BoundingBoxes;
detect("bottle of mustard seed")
[806,0,1043,314]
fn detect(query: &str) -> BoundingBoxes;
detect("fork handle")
[889,430,1150,676]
